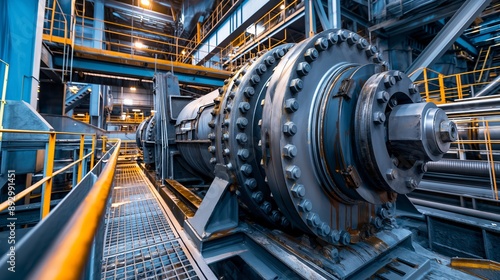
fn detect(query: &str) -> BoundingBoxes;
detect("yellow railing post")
[91,134,96,168]
[41,132,56,219]
[423,68,430,102]
[438,73,445,103]
[102,136,107,154]
[456,74,463,99]
[77,134,85,182]
[50,0,57,40]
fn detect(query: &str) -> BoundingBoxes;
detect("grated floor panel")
[101,163,200,280]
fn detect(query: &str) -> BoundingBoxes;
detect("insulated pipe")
[426,159,500,177]
[409,197,500,222]
[437,97,500,112]
[475,74,500,97]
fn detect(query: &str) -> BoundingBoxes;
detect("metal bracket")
[336,78,355,99]
[186,164,238,241]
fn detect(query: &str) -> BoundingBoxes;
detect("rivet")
[208,133,216,140]
[274,49,285,59]
[298,199,313,212]
[214,97,222,104]
[327,32,339,45]
[406,177,418,189]
[346,33,360,45]
[285,98,299,113]
[265,56,275,66]
[286,165,301,180]
[377,91,390,103]
[250,75,260,85]
[384,75,396,87]
[236,133,248,144]
[304,48,319,62]
[393,71,403,81]
[338,30,348,41]
[223,148,230,155]
[283,122,298,136]
[238,149,250,161]
[237,117,248,129]
[261,201,272,213]
[409,83,419,95]
[373,53,383,63]
[317,222,331,236]
[306,212,320,226]
[357,38,368,50]
[244,87,255,98]
[373,112,386,124]
[252,191,263,203]
[281,217,290,227]
[340,230,351,245]
[283,144,298,158]
[210,157,217,165]
[271,210,281,223]
[239,102,251,113]
[315,37,329,51]
[234,79,241,86]
[296,62,311,76]
[386,169,397,180]
[222,133,230,140]
[245,178,257,189]
[291,184,305,197]
[241,164,253,176]
[208,146,216,154]
[256,64,267,75]
[329,230,341,243]
[365,45,377,56]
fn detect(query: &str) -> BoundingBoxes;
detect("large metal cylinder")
[171,29,455,244]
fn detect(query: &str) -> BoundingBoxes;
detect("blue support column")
[329,0,341,29]
[305,0,316,37]
[0,0,46,108]
[90,0,104,127]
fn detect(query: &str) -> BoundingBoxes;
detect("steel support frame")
[406,0,491,80]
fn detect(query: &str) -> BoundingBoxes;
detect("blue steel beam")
[53,57,224,87]
[437,19,478,57]
[193,0,273,64]
[406,0,491,80]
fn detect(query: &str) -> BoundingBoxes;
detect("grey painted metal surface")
[2,100,52,141]
[406,0,491,81]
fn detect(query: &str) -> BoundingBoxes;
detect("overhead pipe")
[409,197,500,222]
[475,74,500,97]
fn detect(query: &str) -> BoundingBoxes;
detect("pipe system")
[426,159,500,177]
[410,197,500,222]
[475,74,500,97]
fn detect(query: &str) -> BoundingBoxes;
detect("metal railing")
[0,59,9,141]
[43,0,72,81]
[0,129,96,219]
[409,66,500,104]
[29,139,121,279]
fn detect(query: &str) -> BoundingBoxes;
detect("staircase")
[65,83,91,113]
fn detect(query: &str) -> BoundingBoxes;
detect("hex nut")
[439,121,458,142]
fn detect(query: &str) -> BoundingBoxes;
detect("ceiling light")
[130,86,136,91]
[134,41,145,49]
[76,113,85,116]
[140,0,150,6]
[181,50,186,55]
[280,4,285,10]
[123,99,133,105]
[132,109,141,112]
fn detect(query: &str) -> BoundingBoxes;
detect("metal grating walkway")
[101,163,201,280]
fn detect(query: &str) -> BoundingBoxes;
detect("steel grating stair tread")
[101,163,200,280]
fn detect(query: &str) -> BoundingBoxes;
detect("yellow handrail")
[30,139,121,280]
[0,129,97,218]
[411,65,500,104]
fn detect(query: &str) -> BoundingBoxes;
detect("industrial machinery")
[137,29,467,279]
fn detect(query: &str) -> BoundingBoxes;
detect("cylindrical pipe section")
[426,159,500,177]
[475,74,500,97]
[410,197,500,222]
[175,90,218,177]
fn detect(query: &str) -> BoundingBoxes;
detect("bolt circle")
[283,144,298,158]
[291,184,306,197]
[285,98,299,112]
[315,37,329,51]
[286,165,301,180]
[304,48,319,62]
[283,122,298,136]
[290,78,304,93]
[296,62,312,76]
[298,199,313,212]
